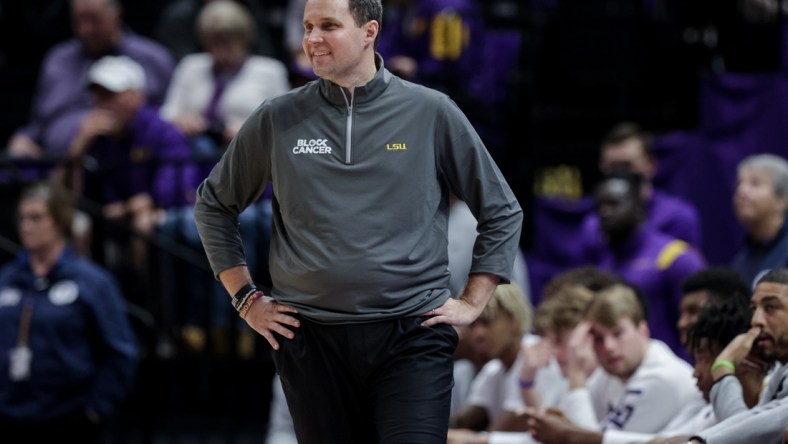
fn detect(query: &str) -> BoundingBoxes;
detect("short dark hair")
[687,300,751,355]
[681,267,751,306]
[346,0,383,48]
[602,122,653,156]
[349,0,383,27]
[756,268,788,287]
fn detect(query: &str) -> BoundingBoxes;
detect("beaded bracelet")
[238,291,263,319]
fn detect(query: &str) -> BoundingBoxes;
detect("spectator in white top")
[448,269,617,444]
[508,284,598,417]
[160,0,290,156]
[449,283,532,432]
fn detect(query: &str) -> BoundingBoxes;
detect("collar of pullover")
[319,53,392,107]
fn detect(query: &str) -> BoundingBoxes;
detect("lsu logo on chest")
[386,143,407,151]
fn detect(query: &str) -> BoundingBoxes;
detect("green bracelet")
[710,359,735,374]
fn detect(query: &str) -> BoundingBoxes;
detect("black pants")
[272,315,458,444]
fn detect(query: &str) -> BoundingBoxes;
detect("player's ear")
[364,19,379,45]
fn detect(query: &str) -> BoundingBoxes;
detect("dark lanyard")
[16,297,34,347]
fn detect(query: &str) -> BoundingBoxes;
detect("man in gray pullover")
[193,0,523,442]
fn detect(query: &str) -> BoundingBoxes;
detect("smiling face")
[302,0,378,87]
[750,282,788,363]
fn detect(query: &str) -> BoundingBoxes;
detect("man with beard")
[685,267,788,443]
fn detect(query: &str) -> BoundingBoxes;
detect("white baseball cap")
[87,55,146,92]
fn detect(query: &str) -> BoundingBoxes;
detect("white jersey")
[561,340,705,435]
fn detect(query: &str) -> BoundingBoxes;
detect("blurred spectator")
[158,0,289,356]
[452,283,706,444]
[730,153,788,287]
[587,169,706,355]
[52,55,197,306]
[526,284,705,444]
[153,0,280,62]
[505,285,597,420]
[572,295,757,444]
[161,0,290,157]
[492,267,620,432]
[707,268,788,418]
[450,283,533,431]
[677,266,751,351]
[6,0,174,158]
[680,268,788,444]
[446,195,530,419]
[0,182,138,443]
[688,301,760,412]
[579,122,703,260]
[525,123,705,306]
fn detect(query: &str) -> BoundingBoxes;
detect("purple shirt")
[20,31,174,155]
[579,189,703,261]
[83,105,197,209]
[594,226,707,355]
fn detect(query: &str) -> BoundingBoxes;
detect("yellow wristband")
[711,359,735,374]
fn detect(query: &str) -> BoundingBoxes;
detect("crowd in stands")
[2,0,788,441]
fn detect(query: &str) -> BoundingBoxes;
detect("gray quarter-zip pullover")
[194,55,523,323]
